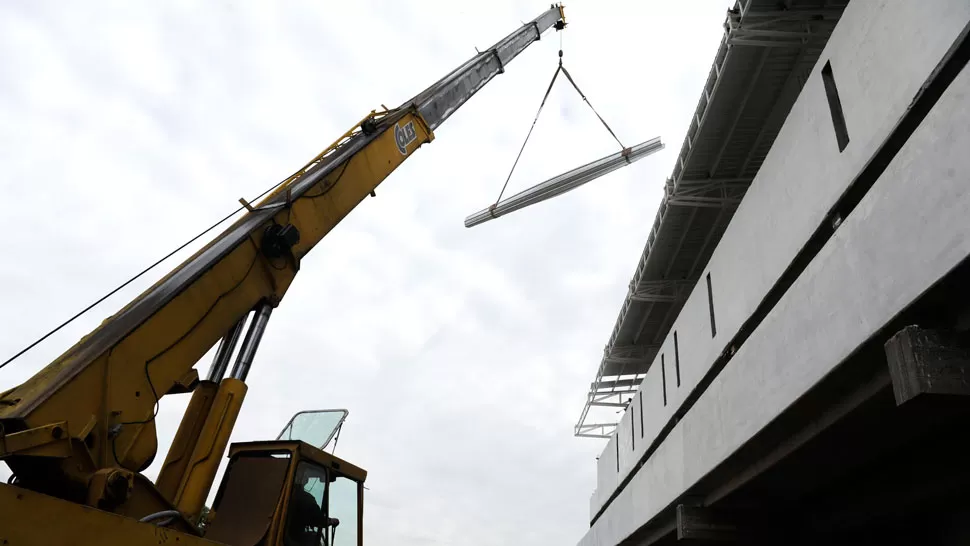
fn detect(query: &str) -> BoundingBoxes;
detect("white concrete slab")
[581,55,970,546]
[587,0,970,521]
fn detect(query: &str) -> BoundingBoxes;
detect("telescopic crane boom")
[0,6,567,545]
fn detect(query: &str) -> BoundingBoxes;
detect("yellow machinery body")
[0,440,367,546]
[0,5,566,545]
[0,108,431,544]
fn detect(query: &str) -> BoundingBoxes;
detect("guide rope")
[490,45,628,213]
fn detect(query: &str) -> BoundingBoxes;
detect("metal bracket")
[0,421,72,459]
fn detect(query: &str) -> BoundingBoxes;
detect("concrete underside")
[581,1,970,544]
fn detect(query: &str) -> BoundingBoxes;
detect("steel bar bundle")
[464,137,664,228]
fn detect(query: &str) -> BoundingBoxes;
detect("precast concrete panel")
[581,57,970,546]
[588,0,970,519]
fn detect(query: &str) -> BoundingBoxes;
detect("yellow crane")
[0,5,567,545]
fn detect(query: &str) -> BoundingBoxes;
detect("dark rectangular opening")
[661,353,667,406]
[674,331,681,387]
[639,395,644,438]
[615,439,619,473]
[706,273,717,337]
[821,60,850,152]
[631,403,636,450]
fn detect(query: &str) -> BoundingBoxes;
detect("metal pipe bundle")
[464,137,664,228]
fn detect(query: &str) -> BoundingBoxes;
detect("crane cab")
[203,410,364,546]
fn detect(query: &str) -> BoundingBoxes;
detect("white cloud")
[0,1,731,544]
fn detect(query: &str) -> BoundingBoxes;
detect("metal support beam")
[675,179,750,193]
[671,12,739,186]
[592,377,644,391]
[685,205,731,278]
[575,423,617,438]
[725,3,841,48]
[731,29,817,39]
[588,373,645,414]
[589,401,630,408]
[609,344,661,359]
[641,278,697,344]
[737,43,811,176]
[678,177,752,187]
[633,206,700,346]
[630,280,695,303]
[604,356,659,376]
[727,37,815,48]
[603,356,655,369]
[668,195,744,209]
[707,48,770,176]
[737,8,844,21]
[589,396,637,408]
[589,388,638,398]
[670,180,749,210]
[465,138,664,228]
[605,355,654,366]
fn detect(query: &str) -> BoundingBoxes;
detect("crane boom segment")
[0,5,567,526]
[412,8,564,131]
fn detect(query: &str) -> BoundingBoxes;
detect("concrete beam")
[676,505,742,543]
[884,325,970,406]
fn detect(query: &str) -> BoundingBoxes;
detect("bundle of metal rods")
[464,137,664,228]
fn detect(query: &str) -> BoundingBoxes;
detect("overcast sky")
[0,1,729,544]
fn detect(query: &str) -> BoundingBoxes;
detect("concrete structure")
[578,1,970,544]
[575,0,846,439]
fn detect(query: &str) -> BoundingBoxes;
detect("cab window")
[328,474,359,546]
[285,460,361,546]
[285,461,328,546]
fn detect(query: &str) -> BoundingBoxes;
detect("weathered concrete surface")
[582,57,970,546]
[583,0,970,541]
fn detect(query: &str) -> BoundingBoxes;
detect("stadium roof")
[576,0,849,438]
